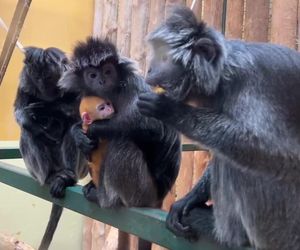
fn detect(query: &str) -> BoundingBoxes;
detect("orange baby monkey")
[79,96,114,187]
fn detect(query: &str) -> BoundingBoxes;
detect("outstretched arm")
[138,93,300,181]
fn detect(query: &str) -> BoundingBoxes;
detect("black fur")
[59,38,181,250]
[14,47,88,250]
[138,6,300,250]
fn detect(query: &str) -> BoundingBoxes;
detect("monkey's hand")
[166,193,210,240]
[137,93,178,121]
[83,181,98,203]
[167,195,198,234]
[87,120,121,139]
[71,123,98,155]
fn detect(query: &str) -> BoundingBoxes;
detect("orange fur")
[79,96,113,187]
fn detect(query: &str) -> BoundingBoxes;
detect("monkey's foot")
[50,177,66,198]
[83,181,98,203]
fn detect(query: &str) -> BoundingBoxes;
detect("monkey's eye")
[89,73,97,79]
[102,63,115,77]
[84,67,99,80]
[104,69,111,76]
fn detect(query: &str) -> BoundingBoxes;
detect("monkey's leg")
[49,131,80,198]
[167,168,211,238]
[96,185,122,208]
[180,207,215,241]
[82,181,98,203]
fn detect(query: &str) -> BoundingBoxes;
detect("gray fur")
[138,6,300,250]
[14,47,88,250]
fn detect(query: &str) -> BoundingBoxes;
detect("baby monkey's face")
[80,96,114,126]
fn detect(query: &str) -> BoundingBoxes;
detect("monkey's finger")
[183,204,193,216]
[137,99,157,111]
[166,211,191,234]
[138,106,157,118]
[138,92,159,101]
[167,219,191,237]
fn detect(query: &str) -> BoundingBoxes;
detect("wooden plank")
[225,0,244,39]
[186,0,202,20]
[102,0,119,44]
[165,0,186,18]
[176,151,194,200]
[298,0,300,51]
[148,0,166,33]
[130,0,151,72]
[193,151,211,186]
[270,0,298,49]
[116,0,132,57]
[0,0,31,85]
[93,0,103,38]
[0,162,242,250]
[244,0,270,42]
[202,0,224,31]
[145,0,166,76]
[0,233,34,250]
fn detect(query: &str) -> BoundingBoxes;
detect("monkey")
[137,6,300,250]
[58,37,181,250]
[79,96,114,187]
[14,47,88,250]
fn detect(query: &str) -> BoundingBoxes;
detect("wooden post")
[186,0,202,20]
[117,0,133,57]
[93,0,103,38]
[244,0,270,42]
[270,0,298,49]
[0,0,31,85]
[202,0,224,31]
[130,0,151,72]
[225,0,244,39]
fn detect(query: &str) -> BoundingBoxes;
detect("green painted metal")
[0,161,250,250]
[0,143,204,160]
[0,147,21,159]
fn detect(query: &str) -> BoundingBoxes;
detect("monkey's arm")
[138,93,300,180]
[71,122,98,154]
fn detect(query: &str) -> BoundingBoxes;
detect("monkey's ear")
[193,38,217,63]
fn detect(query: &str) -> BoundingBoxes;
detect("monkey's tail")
[38,203,63,250]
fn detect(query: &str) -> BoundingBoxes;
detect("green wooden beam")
[0,161,249,250]
[0,143,205,160]
[0,147,22,159]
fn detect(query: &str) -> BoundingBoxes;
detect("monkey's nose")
[147,67,152,74]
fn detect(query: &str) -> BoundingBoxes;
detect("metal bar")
[0,162,249,250]
[0,0,31,85]
[0,148,22,159]
[0,143,207,160]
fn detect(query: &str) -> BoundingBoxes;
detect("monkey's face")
[80,96,114,124]
[82,61,119,95]
[146,43,190,101]
[24,47,68,101]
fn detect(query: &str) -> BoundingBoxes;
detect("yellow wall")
[0,1,94,249]
[0,0,94,140]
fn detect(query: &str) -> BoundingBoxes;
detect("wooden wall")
[84,0,300,249]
